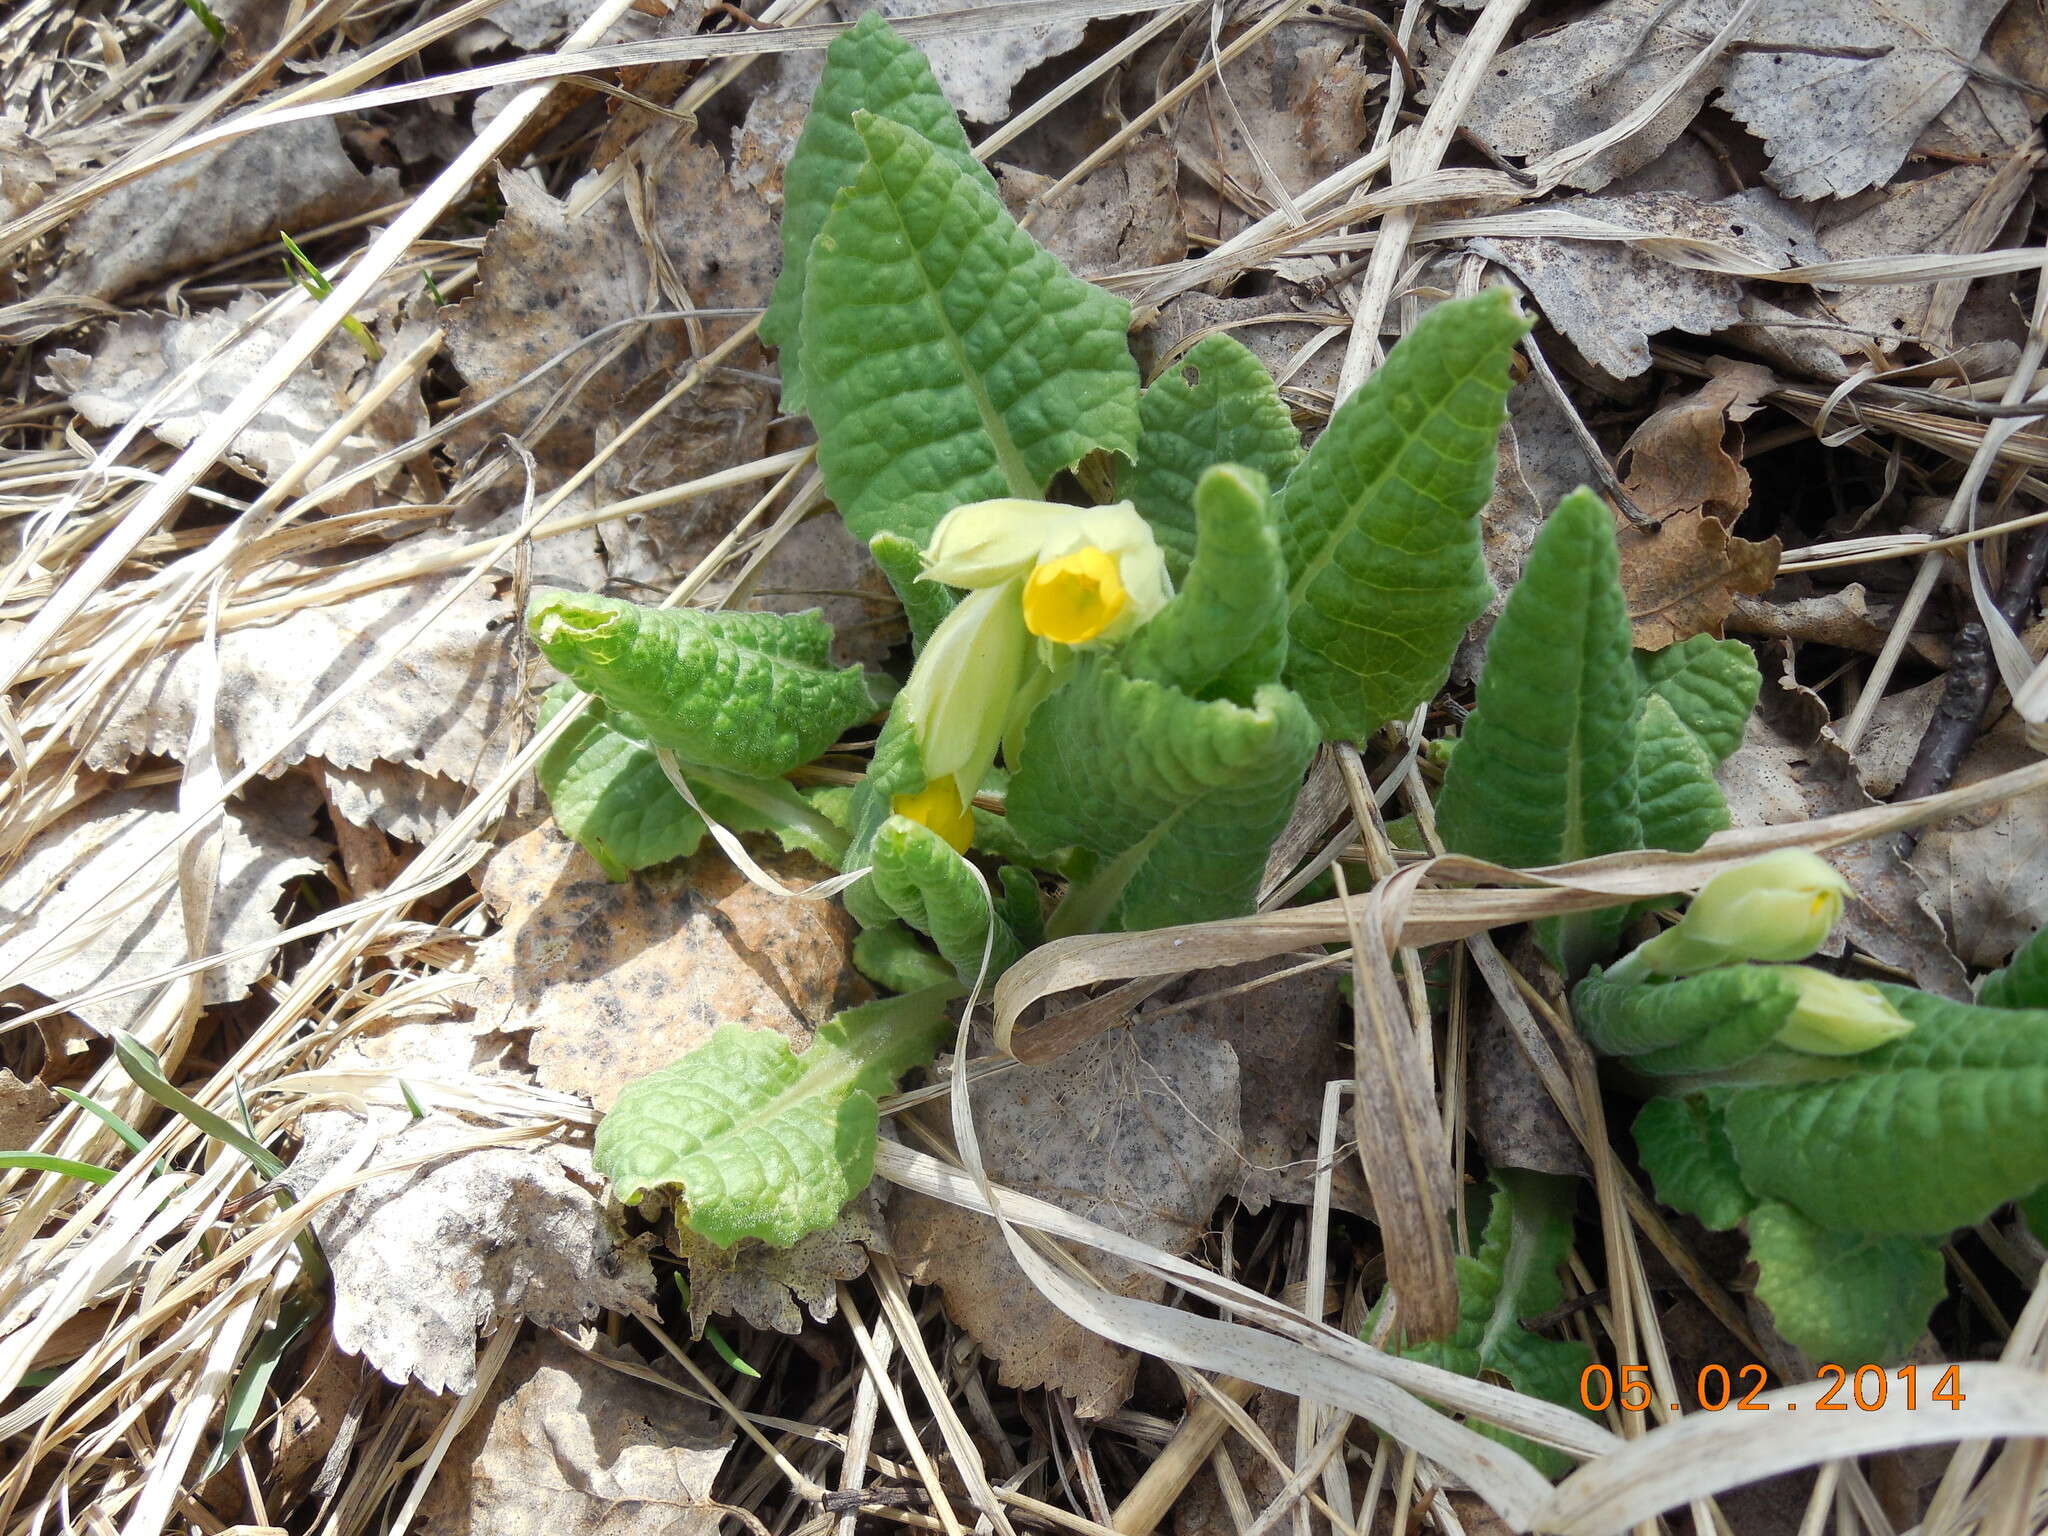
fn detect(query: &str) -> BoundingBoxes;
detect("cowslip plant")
[1573,861,2048,1365]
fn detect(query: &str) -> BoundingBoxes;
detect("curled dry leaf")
[467,821,866,1111]
[44,118,399,301]
[864,0,1086,124]
[669,1190,884,1336]
[80,548,519,841]
[1910,712,2048,970]
[43,293,433,509]
[1614,362,1782,648]
[998,138,1187,281]
[414,1330,731,1536]
[893,1010,1241,1417]
[0,785,323,1032]
[1729,580,1950,665]
[0,1069,58,1149]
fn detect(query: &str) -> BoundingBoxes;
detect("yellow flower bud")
[893,580,1031,806]
[892,780,976,854]
[1634,850,1853,977]
[1772,967,1913,1055]
[1022,545,1127,644]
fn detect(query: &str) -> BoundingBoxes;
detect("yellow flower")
[1634,850,1853,978]
[892,780,976,854]
[1023,546,1127,643]
[892,581,1031,811]
[1772,967,1913,1056]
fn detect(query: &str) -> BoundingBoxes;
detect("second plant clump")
[516,11,2048,1427]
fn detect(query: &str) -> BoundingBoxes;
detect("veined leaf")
[759,11,992,413]
[1634,694,1729,854]
[1573,963,1797,1073]
[1631,1096,1755,1232]
[594,986,957,1246]
[1435,488,1641,976]
[1721,987,2048,1236]
[1746,1202,1944,1365]
[1636,636,1760,765]
[1373,1169,1593,1479]
[1121,463,1288,705]
[1126,334,1302,578]
[1276,288,1529,741]
[1979,922,2048,1009]
[853,920,958,995]
[870,814,1025,984]
[1007,657,1316,931]
[801,113,1140,547]
[871,531,956,651]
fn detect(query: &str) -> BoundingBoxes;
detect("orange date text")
[1579,1363,1966,1412]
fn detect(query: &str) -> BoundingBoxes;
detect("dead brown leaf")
[468,821,866,1111]
[0,1070,58,1149]
[866,0,1086,124]
[1910,711,2048,969]
[414,1330,730,1536]
[670,1191,882,1335]
[1000,138,1187,281]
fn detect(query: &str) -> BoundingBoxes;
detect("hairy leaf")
[802,113,1140,547]
[1636,635,1760,765]
[1121,464,1288,705]
[1746,1202,1944,1365]
[1722,987,2048,1235]
[1375,1169,1592,1478]
[853,921,958,995]
[1007,658,1316,931]
[1979,922,2048,1009]
[528,592,874,779]
[869,814,1025,984]
[1277,288,1529,741]
[1631,1096,1754,1232]
[1436,488,1641,975]
[759,11,992,413]
[594,987,956,1246]
[870,531,955,651]
[1126,334,1301,578]
[1573,963,1797,1073]
[1634,693,1729,855]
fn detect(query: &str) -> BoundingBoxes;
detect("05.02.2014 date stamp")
[1581,1363,1968,1413]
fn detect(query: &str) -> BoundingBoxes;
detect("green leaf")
[1127,334,1302,578]
[1573,963,1796,1074]
[1276,288,1530,741]
[1007,658,1317,931]
[528,591,874,779]
[1631,1096,1755,1231]
[1121,464,1289,705]
[759,11,992,413]
[871,531,956,652]
[1435,488,1641,976]
[0,1152,116,1186]
[2021,1185,2048,1244]
[1979,922,2048,1009]
[1634,693,1729,855]
[869,814,1025,984]
[1636,636,1760,765]
[594,986,957,1246]
[1746,1202,1944,1365]
[1375,1169,1593,1479]
[853,921,959,995]
[1721,987,2048,1235]
[801,112,1141,547]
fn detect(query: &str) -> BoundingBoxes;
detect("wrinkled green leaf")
[1636,636,1760,765]
[802,112,1140,547]
[1007,658,1316,931]
[1127,334,1301,578]
[869,814,1025,984]
[871,531,956,651]
[1631,1096,1754,1232]
[1374,1169,1592,1479]
[1277,288,1529,741]
[1436,488,1641,975]
[1573,963,1796,1074]
[1121,463,1288,705]
[1979,922,2048,1009]
[1634,693,1729,855]
[528,591,874,779]
[853,920,958,995]
[595,986,957,1246]
[1746,1202,1944,1365]
[1721,987,2048,1235]
[759,11,992,413]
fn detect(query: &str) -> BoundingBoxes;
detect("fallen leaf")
[999,138,1187,280]
[79,546,519,840]
[745,515,905,669]
[1815,167,2014,354]
[1910,711,2048,969]
[670,1190,882,1335]
[0,1069,58,1149]
[733,50,824,202]
[467,821,866,1111]
[43,293,432,508]
[893,1009,1242,1416]
[44,118,399,301]
[1614,363,1782,647]
[1729,581,1950,665]
[1848,677,1943,798]
[0,785,323,1033]
[266,1331,373,1511]
[1136,282,1345,405]
[865,0,1086,124]
[414,1330,730,1536]
[1718,661,1969,997]
[1468,954,1585,1178]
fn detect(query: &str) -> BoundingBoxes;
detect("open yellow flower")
[1023,546,1126,643]
[922,498,1169,645]
[891,779,976,854]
